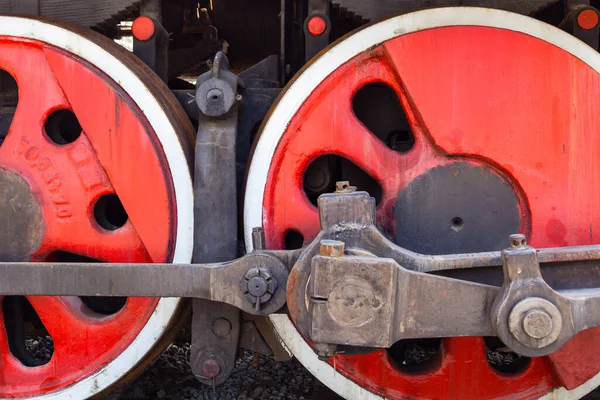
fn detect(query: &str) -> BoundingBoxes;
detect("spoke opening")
[352,82,414,153]
[484,336,531,374]
[284,229,304,250]
[0,69,18,147]
[44,109,82,145]
[93,194,129,231]
[386,338,442,374]
[303,155,382,206]
[3,296,53,366]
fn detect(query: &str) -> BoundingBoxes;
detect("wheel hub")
[0,167,43,261]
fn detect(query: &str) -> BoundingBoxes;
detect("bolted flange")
[508,297,563,349]
[239,267,278,312]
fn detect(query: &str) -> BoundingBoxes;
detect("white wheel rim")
[0,16,194,399]
[243,7,600,399]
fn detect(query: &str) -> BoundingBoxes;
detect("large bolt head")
[508,297,562,349]
[240,267,278,307]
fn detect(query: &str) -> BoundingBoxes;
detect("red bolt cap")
[307,16,327,36]
[578,9,599,30]
[132,16,155,41]
[201,358,221,378]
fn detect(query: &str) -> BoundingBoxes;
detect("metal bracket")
[133,16,169,82]
[559,0,600,50]
[190,51,244,387]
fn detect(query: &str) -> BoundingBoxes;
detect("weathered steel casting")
[191,51,244,386]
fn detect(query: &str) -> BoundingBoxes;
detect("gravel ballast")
[21,337,600,399]
[109,343,341,400]
[106,342,600,400]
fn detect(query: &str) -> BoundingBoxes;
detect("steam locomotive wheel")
[0,17,194,398]
[245,7,600,399]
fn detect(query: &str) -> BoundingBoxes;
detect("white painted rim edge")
[243,7,600,400]
[0,17,194,400]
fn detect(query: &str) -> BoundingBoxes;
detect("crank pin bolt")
[508,297,563,348]
[240,267,277,312]
[314,343,337,361]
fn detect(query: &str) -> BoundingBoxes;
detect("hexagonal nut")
[244,267,261,280]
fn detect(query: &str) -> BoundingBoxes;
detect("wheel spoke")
[27,296,156,366]
[6,130,152,261]
[43,48,175,262]
[266,186,319,249]
[0,46,69,165]
[37,192,152,263]
[547,328,600,389]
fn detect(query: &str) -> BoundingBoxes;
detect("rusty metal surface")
[490,234,600,357]
[310,253,498,347]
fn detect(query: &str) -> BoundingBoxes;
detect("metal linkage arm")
[308,235,600,358]
[285,184,600,359]
[491,234,600,357]
[0,253,288,316]
[309,240,498,348]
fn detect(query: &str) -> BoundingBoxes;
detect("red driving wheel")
[0,17,194,398]
[245,8,600,399]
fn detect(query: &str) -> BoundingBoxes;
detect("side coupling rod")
[1,184,600,359]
